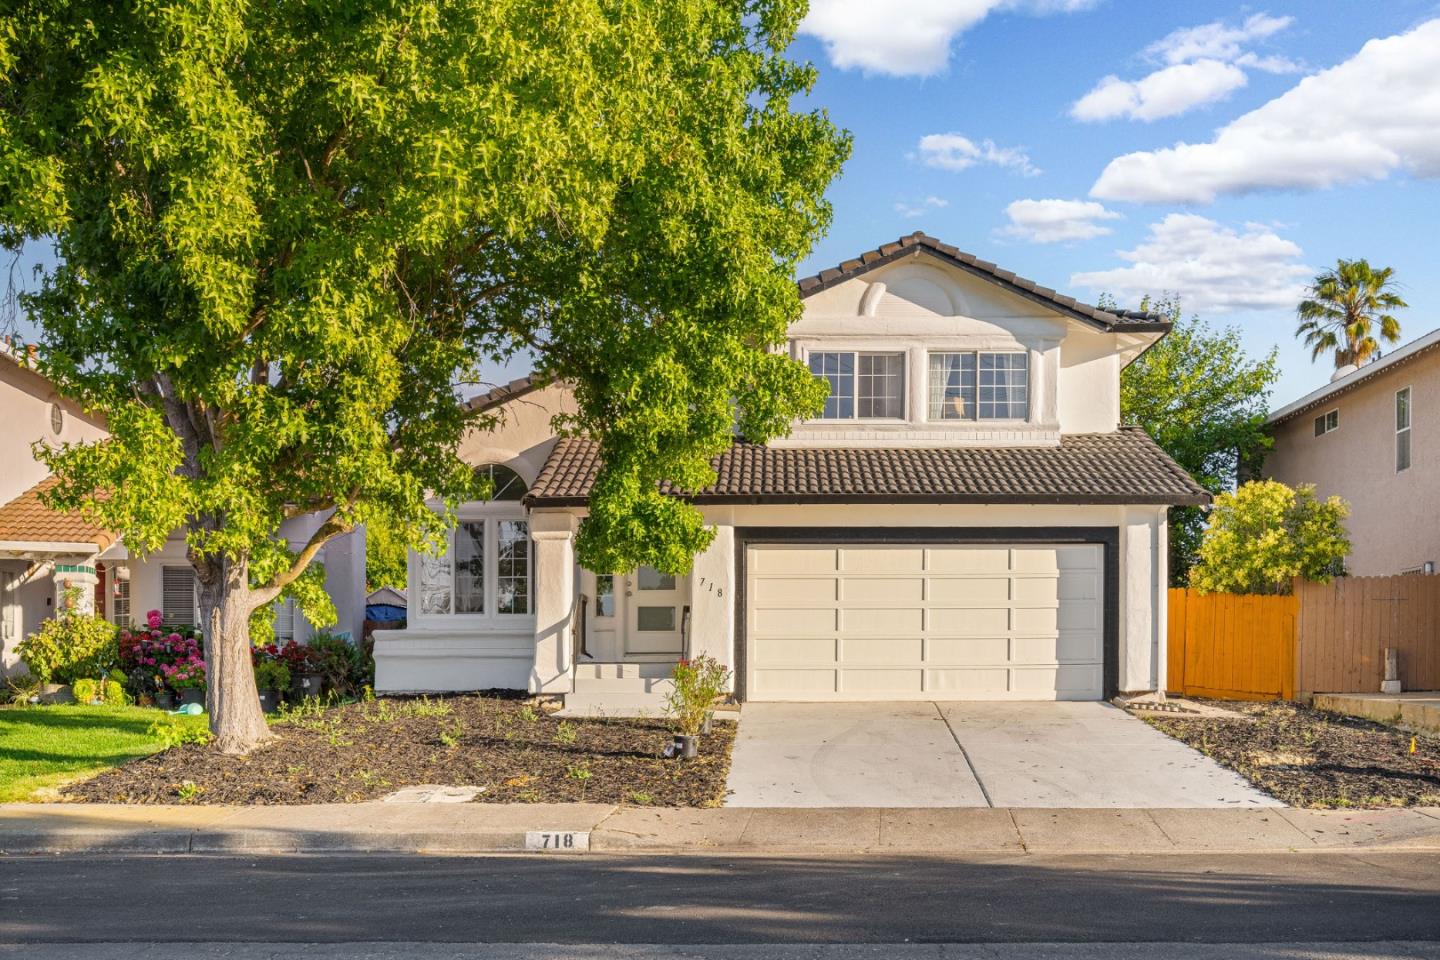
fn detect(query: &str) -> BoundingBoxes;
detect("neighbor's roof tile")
[0,476,116,551]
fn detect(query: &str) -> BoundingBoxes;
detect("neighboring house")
[0,339,367,676]
[1265,327,1440,577]
[365,586,407,627]
[376,232,1208,711]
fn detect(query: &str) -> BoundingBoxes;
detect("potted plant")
[280,640,324,701]
[664,655,730,759]
[163,660,206,707]
[253,658,290,714]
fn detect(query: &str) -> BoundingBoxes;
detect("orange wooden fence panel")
[1166,588,1297,701]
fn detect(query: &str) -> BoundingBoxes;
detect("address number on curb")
[525,830,590,852]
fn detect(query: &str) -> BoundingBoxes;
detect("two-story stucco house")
[376,233,1209,711]
[1266,327,1440,577]
[0,339,368,676]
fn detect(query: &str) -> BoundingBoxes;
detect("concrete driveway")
[724,701,1279,808]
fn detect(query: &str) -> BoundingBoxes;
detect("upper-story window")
[928,352,1029,421]
[809,352,905,419]
[1396,387,1412,472]
[1314,409,1339,436]
[417,463,532,621]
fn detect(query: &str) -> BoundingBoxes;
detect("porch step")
[574,661,676,681]
[558,692,670,719]
[571,675,675,695]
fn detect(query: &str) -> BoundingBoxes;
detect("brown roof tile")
[526,429,1210,507]
[796,232,1171,333]
[0,476,116,552]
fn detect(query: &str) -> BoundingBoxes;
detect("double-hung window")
[1396,387,1412,472]
[928,351,1030,421]
[808,351,905,419]
[417,464,533,621]
[110,570,131,628]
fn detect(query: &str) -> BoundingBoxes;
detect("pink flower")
[167,632,181,642]
[146,610,163,629]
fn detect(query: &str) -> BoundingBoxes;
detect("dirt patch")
[1146,700,1440,808]
[63,695,733,807]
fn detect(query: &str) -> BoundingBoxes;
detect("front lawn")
[0,703,208,802]
[1146,700,1440,808]
[65,694,733,806]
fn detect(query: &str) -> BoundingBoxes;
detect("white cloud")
[1071,60,1248,122]
[799,0,1098,78]
[1070,213,1311,312]
[917,133,1040,176]
[1146,13,1293,66]
[1071,12,1298,123]
[1091,19,1440,202]
[997,198,1121,243]
[895,196,950,218]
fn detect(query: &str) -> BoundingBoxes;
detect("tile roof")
[797,232,1171,333]
[526,429,1210,507]
[465,376,547,413]
[0,476,116,552]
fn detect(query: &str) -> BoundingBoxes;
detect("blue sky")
[7,2,1440,411]
[790,0,1440,407]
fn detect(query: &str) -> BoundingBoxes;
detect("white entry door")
[745,543,1103,701]
[624,566,686,656]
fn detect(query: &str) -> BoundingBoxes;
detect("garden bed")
[1145,700,1440,808]
[64,694,734,806]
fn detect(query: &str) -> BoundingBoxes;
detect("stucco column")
[529,511,579,695]
[54,562,98,615]
[1119,508,1160,694]
[689,521,736,691]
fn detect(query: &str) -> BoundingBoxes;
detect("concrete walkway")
[725,701,1277,808]
[3,802,1439,856]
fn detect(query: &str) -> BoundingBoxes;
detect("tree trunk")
[196,555,272,755]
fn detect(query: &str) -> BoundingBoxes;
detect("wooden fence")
[1167,576,1440,700]
[1295,575,1440,694]
[1167,588,1297,700]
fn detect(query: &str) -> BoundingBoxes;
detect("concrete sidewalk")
[3,802,1440,856]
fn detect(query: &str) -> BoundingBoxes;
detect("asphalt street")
[3,852,1440,948]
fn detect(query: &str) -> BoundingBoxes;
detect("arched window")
[477,463,527,500]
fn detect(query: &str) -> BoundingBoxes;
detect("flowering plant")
[120,622,204,693]
[160,658,206,689]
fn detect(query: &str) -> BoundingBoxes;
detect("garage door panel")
[843,636,924,663]
[929,607,1010,635]
[755,608,837,634]
[842,577,924,603]
[927,577,1010,602]
[927,636,1009,663]
[747,542,1104,701]
[753,576,837,604]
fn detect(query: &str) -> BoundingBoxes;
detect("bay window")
[416,464,533,622]
[809,351,905,420]
[928,351,1029,421]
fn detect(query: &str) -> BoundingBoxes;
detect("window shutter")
[274,598,295,641]
[161,566,196,627]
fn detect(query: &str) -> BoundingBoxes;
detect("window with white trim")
[1314,409,1339,436]
[161,566,196,627]
[808,351,905,420]
[928,351,1029,421]
[110,572,130,628]
[1396,387,1412,472]
[417,464,533,621]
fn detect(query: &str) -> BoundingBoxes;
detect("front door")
[624,566,686,656]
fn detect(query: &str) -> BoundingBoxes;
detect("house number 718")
[697,577,724,598]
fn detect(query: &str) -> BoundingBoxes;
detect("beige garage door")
[746,543,1103,701]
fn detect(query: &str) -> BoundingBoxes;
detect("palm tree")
[1296,259,1408,369]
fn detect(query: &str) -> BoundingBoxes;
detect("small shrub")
[17,613,118,684]
[306,632,372,698]
[102,679,128,705]
[5,672,43,706]
[665,655,730,737]
[148,715,213,749]
[71,678,99,703]
[253,658,291,691]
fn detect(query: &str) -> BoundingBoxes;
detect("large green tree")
[0,0,847,751]
[1296,258,1407,369]
[1117,296,1279,585]
[1190,480,1349,595]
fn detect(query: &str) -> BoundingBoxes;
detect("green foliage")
[1118,297,1280,585]
[102,679,129,706]
[665,655,730,737]
[306,632,372,696]
[17,613,118,684]
[148,715,215,749]
[1191,480,1351,595]
[252,658,291,691]
[6,672,44,706]
[1297,259,1408,369]
[365,515,409,592]
[71,678,98,704]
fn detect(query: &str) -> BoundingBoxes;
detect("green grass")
[0,703,209,801]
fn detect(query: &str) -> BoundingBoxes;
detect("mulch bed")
[1145,700,1440,808]
[63,695,733,807]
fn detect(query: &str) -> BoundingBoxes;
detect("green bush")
[148,715,213,749]
[307,632,371,697]
[71,678,99,703]
[16,613,118,684]
[102,679,128,705]
[253,658,291,691]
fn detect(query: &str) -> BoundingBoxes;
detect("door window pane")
[809,352,854,419]
[453,521,486,613]
[594,575,615,617]
[978,352,1029,420]
[637,566,676,590]
[637,606,677,631]
[496,520,530,614]
[857,353,905,418]
[928,353,977,420]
